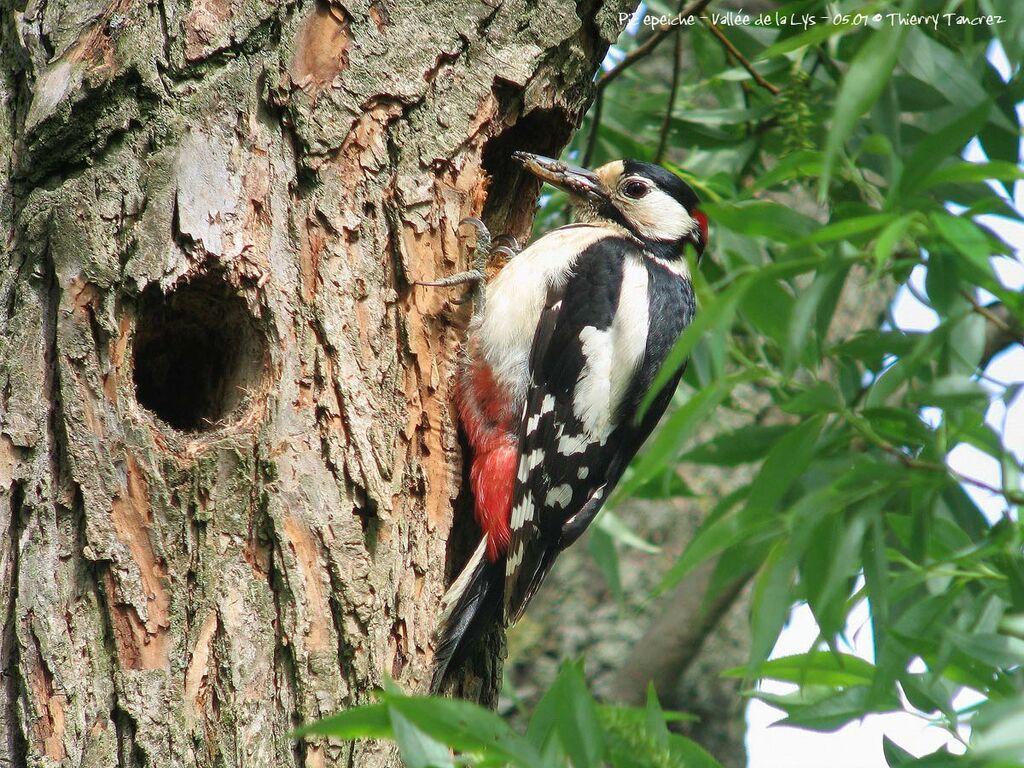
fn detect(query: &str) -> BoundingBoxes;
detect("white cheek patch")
[622,188,695,243]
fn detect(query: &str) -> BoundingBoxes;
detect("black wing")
[503,237,695,624]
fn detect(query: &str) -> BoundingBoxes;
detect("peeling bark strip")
[0,0,633,765]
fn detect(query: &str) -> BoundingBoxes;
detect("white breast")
[475,225,610,408]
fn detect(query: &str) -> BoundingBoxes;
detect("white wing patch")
[572,325,613,435]
[571,257,650,438]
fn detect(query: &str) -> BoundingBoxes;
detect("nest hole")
[132,274,267,432]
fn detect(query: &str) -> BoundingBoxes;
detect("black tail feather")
[430,537,504,692]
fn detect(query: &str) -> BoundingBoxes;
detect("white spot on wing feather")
[510,498,534,529]
[557,431,590,456]
[517,448,546,482]
[545,484,573,509]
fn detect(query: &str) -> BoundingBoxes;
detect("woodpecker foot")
[414,217,519,313]
[459,217,520,270]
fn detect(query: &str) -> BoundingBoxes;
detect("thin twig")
[581,89,604,169]
[850,412,1024,506]
[596,0,713,93]
[701,19,780,95]
[655,9,685,163]
[961,288,1024,347]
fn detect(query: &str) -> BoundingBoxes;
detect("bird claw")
[413,269,487,289]
[492,234,521,254]
[415,218,521,315]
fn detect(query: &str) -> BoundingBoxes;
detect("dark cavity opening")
[480,105,572,230]
[132,273,267,432]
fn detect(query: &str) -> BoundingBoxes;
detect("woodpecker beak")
[512,152,609,203]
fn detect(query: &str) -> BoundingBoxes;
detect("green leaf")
[756,18,859,60]
[293,702,393,740]
[382,694,543,768]
[918,160,1024,191]
[749,150,823,192]
[946,631,1024,668]
[874,215,916,271]
[899,101,993,198]
[657,489,762,593]
[701,200,818,242]
[897,27,986,110]
[742,415,826,521]
[681,424,792,466]
[749,540,795,672]
[767,686,900,732]
[821,22,907,193]
[625,369,760,501]
[800,214,897,246]
[784,268,836,374]
[882,735,916,767]
[665,734,723,768]
[780,382,843,416]
[727,651,876,687]
[588,526,623,605]
[913,375,988,410]
[595,509,660,554]
[645,685,670,750]
[740,278,794,346]
[528,662,603,768]
[661,418,827,594]
[389,707,455,768]
[973,698,1024,760]
[924,250,960,313]
[930,212,994,277]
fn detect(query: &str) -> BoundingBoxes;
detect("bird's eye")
[623,180,649,199]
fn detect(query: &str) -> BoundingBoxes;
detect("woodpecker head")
[513,152,708,260]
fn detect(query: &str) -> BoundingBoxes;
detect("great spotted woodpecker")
[426,153,707,689]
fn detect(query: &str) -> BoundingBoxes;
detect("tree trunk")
[0,1,630,765]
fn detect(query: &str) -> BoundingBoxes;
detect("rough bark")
[0,1,632,765]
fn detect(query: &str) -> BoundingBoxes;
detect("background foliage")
[307,0,1024,764]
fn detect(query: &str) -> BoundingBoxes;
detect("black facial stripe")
[597,200,644,240]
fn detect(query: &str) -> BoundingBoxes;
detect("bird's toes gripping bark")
[414,217,521,315]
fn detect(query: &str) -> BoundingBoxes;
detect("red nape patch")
[471,441,517,561]
[693,210,709,252]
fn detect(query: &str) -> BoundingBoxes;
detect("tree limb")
[605,559,750,706]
